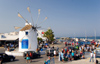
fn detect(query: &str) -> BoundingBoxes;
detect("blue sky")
[0,0,100,37]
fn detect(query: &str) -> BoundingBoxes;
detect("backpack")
[30,53,32,57]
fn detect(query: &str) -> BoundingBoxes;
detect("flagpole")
[94,30,96,41]
[85,30,87,40]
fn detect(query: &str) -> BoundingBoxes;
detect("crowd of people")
[43,39,100,64]
[26,40,99,64]
[58,46,85,62]
[59,41,99,63]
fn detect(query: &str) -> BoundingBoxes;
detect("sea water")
[76,36,100,39]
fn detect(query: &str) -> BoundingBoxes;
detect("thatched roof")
[20,25,32,31]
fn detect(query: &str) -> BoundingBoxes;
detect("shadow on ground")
[3,59,19,63]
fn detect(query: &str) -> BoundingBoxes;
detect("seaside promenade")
[0,41,100,64]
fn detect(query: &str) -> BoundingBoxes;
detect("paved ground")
[0,47,5,53]
[2,55,97,64]
[0,42,100,64]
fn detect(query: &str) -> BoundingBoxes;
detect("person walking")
[26,53,30,63]
[67,52,71,61]
[71,50,75,60]
[47,56,51,64]
[57,46,59,51]
[89,51,94,62]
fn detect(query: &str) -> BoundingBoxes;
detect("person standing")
[26,53,30,63]
[54,50,56,57]
[64,52,67,61]
[80,50,83,58]
[7,47,9,51]
[57,46,59,51]
[71,50,75,60]
[82,48,85,55]
[89,51,94,62]
[94,52,96,63]
[61,51,64,61]
[79,46,82,51]
[67,52,71,61]
[65,42,67,46]
[52,46,54,49]
[0,55,2,64]
[58,52,61,61]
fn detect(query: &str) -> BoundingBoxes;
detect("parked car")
[0,53,15,63]
[45,49,59,57]
[23,51,41,59]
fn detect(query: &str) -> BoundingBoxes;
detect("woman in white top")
[89,51,94,62]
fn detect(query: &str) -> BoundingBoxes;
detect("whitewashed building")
[0,32,19,46]
[37,30,47,41]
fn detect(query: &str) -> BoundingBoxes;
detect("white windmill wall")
[19,29,38,52]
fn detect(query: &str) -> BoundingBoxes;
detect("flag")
[18,13,23,18]
[38,9,41,14]
[27,7,31,13]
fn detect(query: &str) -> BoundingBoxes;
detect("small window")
[1,35,6,38]
[26,32,28,35]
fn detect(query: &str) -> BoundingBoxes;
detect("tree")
[37,37,43,44]
[43,29,54,43]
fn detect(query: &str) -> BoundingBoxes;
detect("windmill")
[17,7,47,52]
